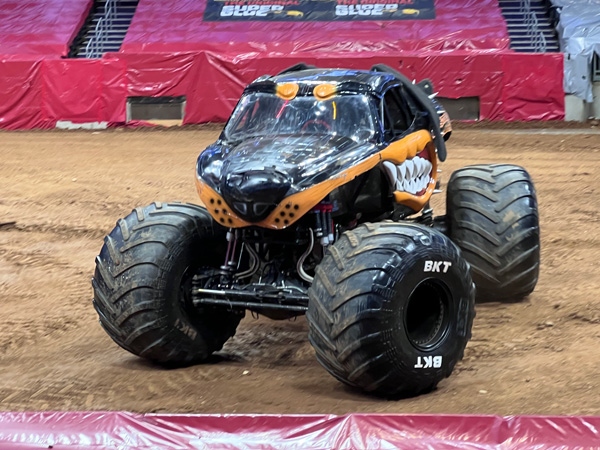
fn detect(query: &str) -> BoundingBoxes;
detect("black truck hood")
[197,134,378,222]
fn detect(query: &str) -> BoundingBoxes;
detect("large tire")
[447,164,540,302]
[92,202,243,364]
[307,222,475,397]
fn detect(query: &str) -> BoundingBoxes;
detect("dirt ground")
[1,126,599,415]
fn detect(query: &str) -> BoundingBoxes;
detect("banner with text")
[203,0,435,21]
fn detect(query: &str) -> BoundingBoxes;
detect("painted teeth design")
[382,156,433,195]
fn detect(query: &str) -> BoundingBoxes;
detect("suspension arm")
[192,287,309,312]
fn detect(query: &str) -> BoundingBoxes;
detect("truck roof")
[249,69,400,97]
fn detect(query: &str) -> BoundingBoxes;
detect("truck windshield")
[222,92,377,143]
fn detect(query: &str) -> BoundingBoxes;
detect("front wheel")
[92,202,243,365]
[307,222,475,397]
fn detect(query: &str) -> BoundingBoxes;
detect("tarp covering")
[550,0,600,101]
[0,59,126,129]
[0,52,565,130]
[0,0,92,58]
[174,52,563,122]
[122,0,510,54]
[0,412,599,449]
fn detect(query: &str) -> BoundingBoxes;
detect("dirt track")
[1,127,599,415]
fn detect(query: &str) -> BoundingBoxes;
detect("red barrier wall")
[0,52,564,130]
[0,59,126,129]
[0,0,92,58]
[0,412,599,448]
[178,52,564,123]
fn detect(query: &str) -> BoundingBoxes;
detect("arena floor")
[1,126,598,415]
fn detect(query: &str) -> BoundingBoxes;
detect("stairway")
[498,0,560,52]
[69,0,139,58]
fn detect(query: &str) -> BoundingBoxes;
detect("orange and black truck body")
[196,64,451,231]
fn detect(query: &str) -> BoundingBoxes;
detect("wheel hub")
[405,279,451,351]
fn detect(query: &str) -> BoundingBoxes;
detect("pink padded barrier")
[0,412,599,449]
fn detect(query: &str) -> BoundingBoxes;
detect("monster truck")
[92,64,540,397]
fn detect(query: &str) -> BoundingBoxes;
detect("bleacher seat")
[0,0,92,58]
[121,0,510,54]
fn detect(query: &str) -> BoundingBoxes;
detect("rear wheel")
[92,202,243,364]
[447,164,540,302]
[307,222,475,397]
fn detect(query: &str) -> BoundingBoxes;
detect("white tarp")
[551,0,600,100]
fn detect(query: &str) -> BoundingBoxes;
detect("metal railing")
[592,53,600,82]
[85,0,117,59]
[520,0,547,52]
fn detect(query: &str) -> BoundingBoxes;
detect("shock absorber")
[221,229,237,271]
[320,210,329,246]
[314,209,323,240]
[327,207,334,244]
[313,203,335,246]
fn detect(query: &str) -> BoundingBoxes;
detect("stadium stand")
[70,0,139,58]
[499,0,559,52]
[0,0,92,58]
[0,0,566,129]
[121,0,510,54]
[550,0,600,101]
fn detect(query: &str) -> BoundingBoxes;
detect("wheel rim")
[179,265,201,314]
[404,279,452,351]
[179,266,222,315]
